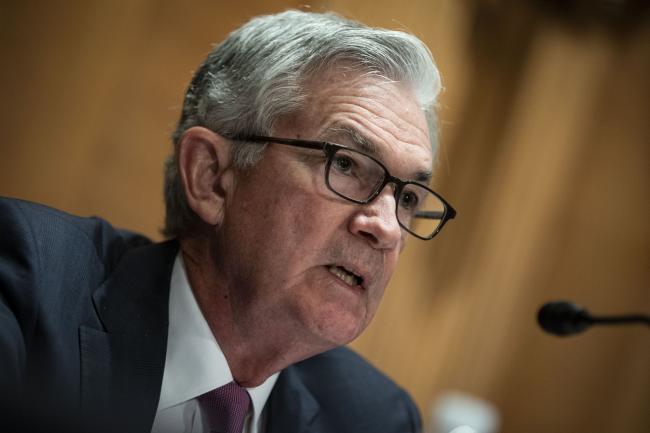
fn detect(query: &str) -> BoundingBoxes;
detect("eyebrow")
[413,169,433,184]
[321,122,433,184]
[321,123,379,156]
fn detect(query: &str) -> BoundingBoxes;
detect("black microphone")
[537,301,650,336]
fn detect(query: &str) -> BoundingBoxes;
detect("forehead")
[285,71,434,181]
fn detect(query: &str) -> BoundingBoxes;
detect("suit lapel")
[266,365,320,433]
[80,240,178,433]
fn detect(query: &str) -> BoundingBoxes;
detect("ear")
[178,126,234,228]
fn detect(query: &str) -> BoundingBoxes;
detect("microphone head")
[537,301,591,336]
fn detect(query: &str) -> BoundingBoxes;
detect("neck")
[179,235,332,387]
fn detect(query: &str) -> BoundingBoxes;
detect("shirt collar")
[157,253,278,427]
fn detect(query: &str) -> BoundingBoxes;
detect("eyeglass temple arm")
[415,211,444,219]
[415,209,456,220]
[231,135,325,150]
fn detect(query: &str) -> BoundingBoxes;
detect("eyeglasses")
[229,135,456,240]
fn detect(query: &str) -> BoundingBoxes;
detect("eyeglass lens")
[326,147,446,239]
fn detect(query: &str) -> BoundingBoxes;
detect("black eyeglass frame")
[229,135,457,240]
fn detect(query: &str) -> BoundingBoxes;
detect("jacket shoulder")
[0,196,150,271]
[0,196,152,346]
[296,346,402,392]
[275,346,422,433]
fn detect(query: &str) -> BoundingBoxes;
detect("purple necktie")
[198,381,251,433]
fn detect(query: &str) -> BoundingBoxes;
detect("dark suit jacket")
[0,197,421,433]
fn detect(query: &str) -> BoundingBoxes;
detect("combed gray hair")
[163,10,442,237]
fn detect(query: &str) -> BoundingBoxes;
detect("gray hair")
[163,10,442,237]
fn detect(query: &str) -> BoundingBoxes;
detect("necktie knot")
[198,381,251,433]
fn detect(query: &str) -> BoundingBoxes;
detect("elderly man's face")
[217,72,432,350]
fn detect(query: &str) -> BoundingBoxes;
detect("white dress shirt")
[151,254,279,433]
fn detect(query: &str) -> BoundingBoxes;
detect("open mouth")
[327,265,363,287]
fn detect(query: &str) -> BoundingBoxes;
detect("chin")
[308,308,368,348]
[292,276,376,348]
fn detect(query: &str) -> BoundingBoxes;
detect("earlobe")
[178,126,233,228]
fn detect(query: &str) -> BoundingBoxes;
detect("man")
[0,10,455,433]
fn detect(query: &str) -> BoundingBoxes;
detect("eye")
[332,154,354,174]
[399,190,420,210]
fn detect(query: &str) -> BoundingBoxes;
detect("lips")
[327,265,364,287]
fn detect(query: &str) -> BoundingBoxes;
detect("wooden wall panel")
[0,0,301,236]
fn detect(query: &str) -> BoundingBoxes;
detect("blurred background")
[1,1,648,432]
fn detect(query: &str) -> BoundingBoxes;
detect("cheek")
[227,161,352,286]
[270,178,339,243]
[236,187,331,280]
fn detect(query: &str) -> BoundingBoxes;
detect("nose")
[348,187,402,250]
